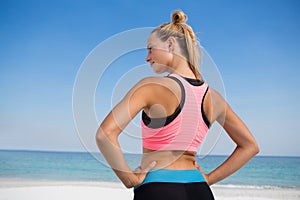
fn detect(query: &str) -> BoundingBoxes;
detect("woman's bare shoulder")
[130,76,180,106]
[204,87,227,124]
[137,76,175,84]
[135,76,180,91]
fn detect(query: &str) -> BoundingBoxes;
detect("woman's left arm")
[202,89,259,185]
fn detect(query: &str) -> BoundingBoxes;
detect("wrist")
[206,173,212,186]
[124,176,137,188]
[116,171,138,188]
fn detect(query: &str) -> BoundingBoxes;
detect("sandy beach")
[0,180,299,200]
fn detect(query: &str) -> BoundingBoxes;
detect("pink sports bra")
[141,73,210,152]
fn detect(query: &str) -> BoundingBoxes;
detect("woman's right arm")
[95,77,158,188]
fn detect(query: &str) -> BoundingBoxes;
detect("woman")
[96,10,259,200]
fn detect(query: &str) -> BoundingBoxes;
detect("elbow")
[95,127,109,146]
[239,141,259,157]
[95,127,117,146]
[250,142,260,156]
[254,143,260,155]
[95,129,105,146]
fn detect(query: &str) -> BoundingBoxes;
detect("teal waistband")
[134,169,206,190]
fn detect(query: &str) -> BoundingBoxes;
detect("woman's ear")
[167,36,176,52]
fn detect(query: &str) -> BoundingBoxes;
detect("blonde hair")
[152,10,202,80]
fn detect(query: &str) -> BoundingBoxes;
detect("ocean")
[0,150,299,188]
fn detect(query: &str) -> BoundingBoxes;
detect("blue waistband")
[134,169,206,190]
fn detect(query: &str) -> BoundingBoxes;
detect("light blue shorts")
[134,168,206,190]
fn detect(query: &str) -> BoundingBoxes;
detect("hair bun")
[172,10,188,24]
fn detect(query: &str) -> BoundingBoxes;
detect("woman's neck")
[170,65,196,79]
[169,55,196,79]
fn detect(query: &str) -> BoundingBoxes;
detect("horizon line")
[0,148,299,158]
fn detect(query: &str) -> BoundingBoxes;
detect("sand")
[0,180,299,200]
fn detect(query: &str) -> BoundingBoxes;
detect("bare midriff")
[141,148,198,170]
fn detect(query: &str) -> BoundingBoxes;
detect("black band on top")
[201,86,211,128]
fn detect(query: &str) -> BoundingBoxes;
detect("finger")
[199,167,205,174]
[196,167,208,183]
[141,161,157,174]
[194,161,201,170]
[135,161,157,185]
[134,166,142,173]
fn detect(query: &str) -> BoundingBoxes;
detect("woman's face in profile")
[146,32,173,74]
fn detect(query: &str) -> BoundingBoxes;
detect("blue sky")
[0,0,299,156]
